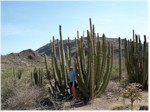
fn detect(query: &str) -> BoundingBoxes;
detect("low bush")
[121,83,142,110]
[2,87,44,110]
[1,73,46,110]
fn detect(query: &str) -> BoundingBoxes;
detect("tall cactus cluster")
[45,26,71,96]
[46,18,114,102]
[124,30,148,89]
[74,18,114,101]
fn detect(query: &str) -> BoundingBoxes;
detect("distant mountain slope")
[36,37,125,57]
[1,49,45,73]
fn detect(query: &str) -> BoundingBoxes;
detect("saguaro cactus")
[124,30,148,90]
[74,18,114,101]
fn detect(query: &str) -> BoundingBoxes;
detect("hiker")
[69,66,78,100]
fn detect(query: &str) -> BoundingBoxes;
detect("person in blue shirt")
[69,66,78,100]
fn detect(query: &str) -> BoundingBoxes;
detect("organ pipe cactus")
[31,67,43,87]
[13,67,22,80]
[47,26,71,95]
[48,18,113,102]
[124,30,148,90]
[74,18,114,101]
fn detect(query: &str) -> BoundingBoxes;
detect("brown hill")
[1,49,45,74]
[36,37,125,57]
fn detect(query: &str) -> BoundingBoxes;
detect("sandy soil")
[68,80,148,110]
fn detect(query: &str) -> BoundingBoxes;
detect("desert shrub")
[1,70,14,79]
[2,87,45,110]
[1,73,47,110]
[2,68,23,79]
[1,77,17,103]
[121,83,142,110]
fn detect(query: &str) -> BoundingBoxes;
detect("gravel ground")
[69,81,148,110]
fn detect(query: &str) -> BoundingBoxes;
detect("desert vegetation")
[1,18,148,110]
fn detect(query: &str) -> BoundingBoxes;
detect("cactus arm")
[118,37,122,81]
[95,40,102,90]
[59,25,68,87]
[96,42,111,95]
[142,35,148,88]
[101,42,113,94]
[96,34,107,93]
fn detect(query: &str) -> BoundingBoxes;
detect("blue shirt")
[69,71,76,82]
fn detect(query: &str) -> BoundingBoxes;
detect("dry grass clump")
[1,74,46,110]
[1,77,18,103]
[1,74,30,102]
[2,87,44,110]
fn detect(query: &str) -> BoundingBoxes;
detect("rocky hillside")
[1,49,46,74]
[36,37,125,57]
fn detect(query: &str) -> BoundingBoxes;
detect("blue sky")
[1,0,149,55]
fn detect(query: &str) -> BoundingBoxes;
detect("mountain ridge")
[36,37,125,57]
[1,37,125,74]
